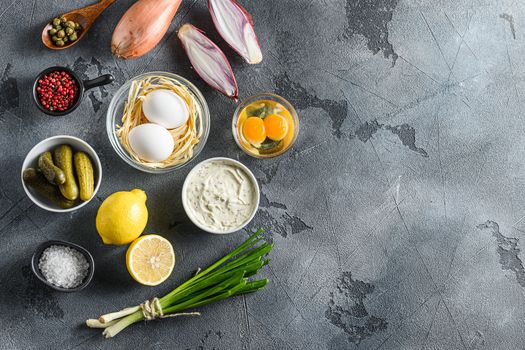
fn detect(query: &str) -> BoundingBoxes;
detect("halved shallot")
[112,0,182,59]
[178,24,239,100]
[208,0,262,64]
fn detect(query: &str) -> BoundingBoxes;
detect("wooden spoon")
[41,0,115,50]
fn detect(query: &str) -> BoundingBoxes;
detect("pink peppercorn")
[36,70,79,112]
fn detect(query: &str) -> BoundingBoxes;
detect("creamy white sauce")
[185,160,256,232]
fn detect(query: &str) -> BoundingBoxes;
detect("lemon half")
[126,235,175,286]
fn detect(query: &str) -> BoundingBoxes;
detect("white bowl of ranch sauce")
[182,157,260,234]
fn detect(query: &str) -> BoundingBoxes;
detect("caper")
[60,16,67,24]
[52,18,61,27]
[62,36,69,43]
[74,22,80,30]
[65,27,74,35]
[57,30,65,38]
[56,40,64,47]
[69,33,78,41]
[55,25,62,30]
[48,28,57,35]
[51,35,59,42]
[66,21,75,29]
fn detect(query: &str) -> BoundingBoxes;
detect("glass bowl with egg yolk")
[232,93,299,158]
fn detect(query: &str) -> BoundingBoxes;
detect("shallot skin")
[208,0,262,64]
[112,0,182,59]
[178,24,239,100]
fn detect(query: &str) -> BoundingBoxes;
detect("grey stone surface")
[1,0,525,348]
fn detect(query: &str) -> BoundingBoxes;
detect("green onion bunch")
[86,229,271,338]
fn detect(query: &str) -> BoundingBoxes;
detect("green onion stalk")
[86,229,272,338]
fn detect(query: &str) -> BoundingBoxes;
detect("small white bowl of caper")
[21,135,102,213]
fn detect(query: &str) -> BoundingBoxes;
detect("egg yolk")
[263,114,288,141]
[242,117,266,145]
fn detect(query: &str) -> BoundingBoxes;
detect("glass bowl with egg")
[232,93,299,158]
[106,72,210,173]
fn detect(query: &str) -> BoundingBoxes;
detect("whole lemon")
[96,189,148,245]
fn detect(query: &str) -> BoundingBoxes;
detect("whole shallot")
[178,24,239,100]
[208,0,262,64]
[112,0,182,59]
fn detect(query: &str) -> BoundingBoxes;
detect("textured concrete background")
[1,0,525,349]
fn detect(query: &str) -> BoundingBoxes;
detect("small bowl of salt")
[31,240,94,292]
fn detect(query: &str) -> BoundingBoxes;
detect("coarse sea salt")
[38,245,89,289]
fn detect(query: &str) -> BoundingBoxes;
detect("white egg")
[142,89,189,129]
[128,123,174,162]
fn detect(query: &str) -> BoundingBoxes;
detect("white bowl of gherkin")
[21,135,102,213]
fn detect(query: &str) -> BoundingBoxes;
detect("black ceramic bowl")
[31,240,95,292]
[33,66,114,116]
